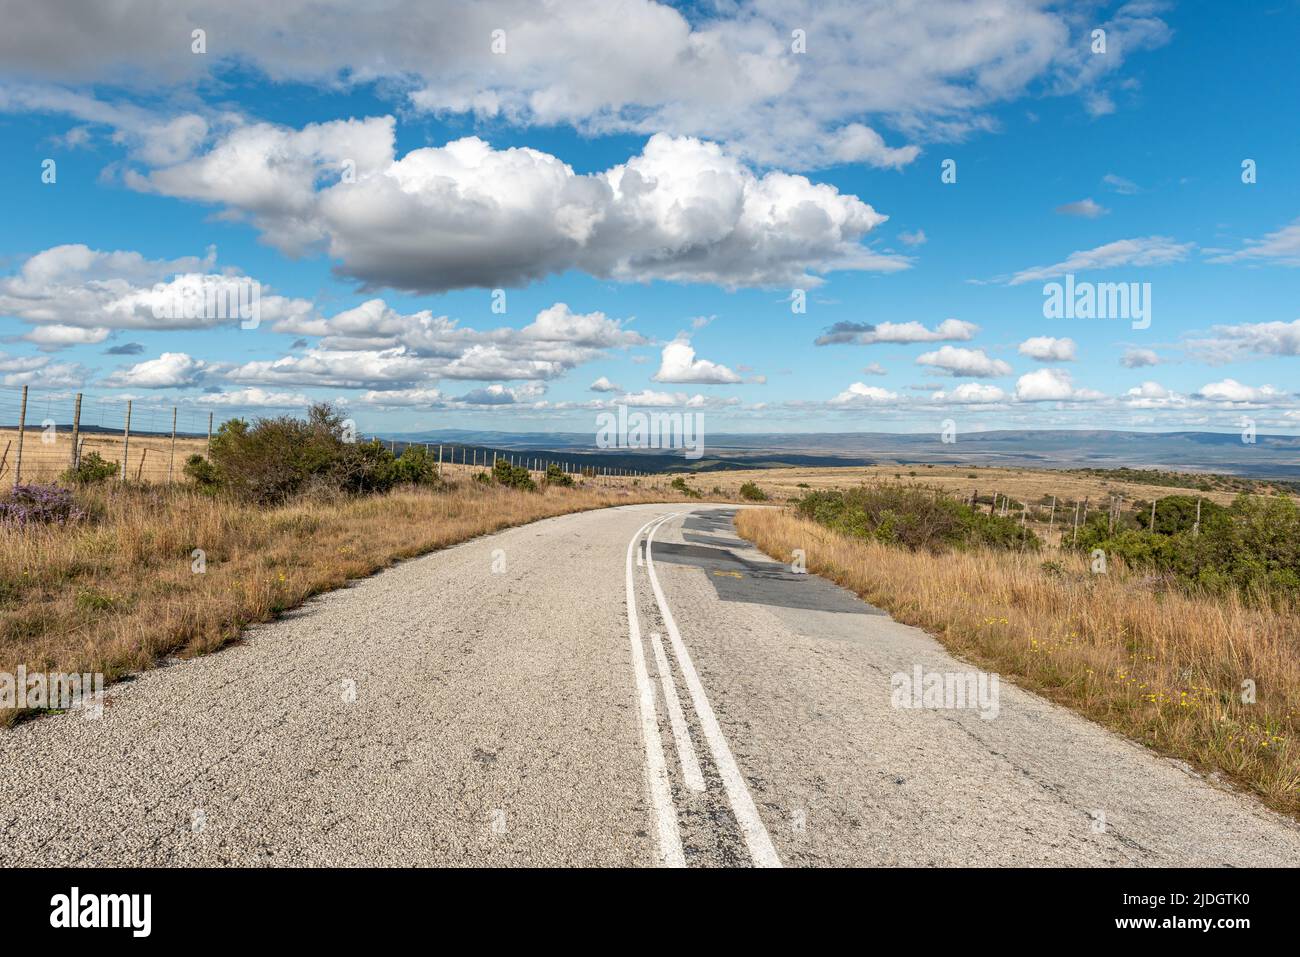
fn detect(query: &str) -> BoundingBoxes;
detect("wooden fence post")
[168,407,178,482]
[121,400,133,482]
[13,384,27,488]
[70,393,83,471]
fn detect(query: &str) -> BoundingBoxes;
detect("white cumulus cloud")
[1014,367,1104,402]
[133,124,900,293]
[829,382,899,406]
[103,352,212,389]
[652,336,741,384]
[1195,379,1287,404]
[916,346,1012,378]
[1018,336,1076,362]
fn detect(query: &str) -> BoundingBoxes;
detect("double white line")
[625,511,782,868]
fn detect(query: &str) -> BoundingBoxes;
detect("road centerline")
[645,511,783,869]
[649,630,707,793]
[625,512,685,867]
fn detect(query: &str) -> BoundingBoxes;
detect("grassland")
[696,462,1297,548]
[0,427,209,484]
[735,506,1300,820]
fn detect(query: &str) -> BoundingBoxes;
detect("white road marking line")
[645,513,784,868]
[625,513,685,867]
[649,631,707,793]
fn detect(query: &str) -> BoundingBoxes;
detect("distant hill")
[378,428,1300,480]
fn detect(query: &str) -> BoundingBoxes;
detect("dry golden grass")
[0,479,695,725]
[735,507,1300,819]
[705,462,1263,508]
[0,427,208,484]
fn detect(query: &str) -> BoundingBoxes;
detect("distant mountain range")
[375,428,1300,480]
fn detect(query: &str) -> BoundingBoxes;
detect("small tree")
[208,403,402,503]
[670,476,701,499]
[183,453,220,492]
[545,463,574,487]
[61,450,118,485]
[492,457,536,491]
[390,446,439,485]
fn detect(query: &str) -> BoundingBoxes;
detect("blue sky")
[1,0,1298,437]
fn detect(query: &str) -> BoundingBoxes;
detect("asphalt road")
[3,503,1298,867]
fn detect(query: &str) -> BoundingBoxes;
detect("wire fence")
[0,385,654,487]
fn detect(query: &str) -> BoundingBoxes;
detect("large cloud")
[130,123,898,292]
[0,1,1170,171]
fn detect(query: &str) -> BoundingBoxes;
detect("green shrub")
[206,403,409,504]
[545,463,574,487]
[183,453,220,491]
[1068,493,1300,598]
[739,481,768,501]
[491,457,536,491]
[389,445,439,486]
[1132,494,1227,535]
[794,484,1036,553]
[61,450,118,485]
[670,476,701,499]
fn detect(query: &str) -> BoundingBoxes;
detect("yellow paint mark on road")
[712,570,743,579]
